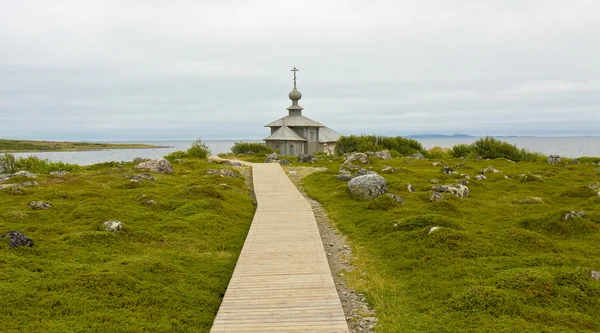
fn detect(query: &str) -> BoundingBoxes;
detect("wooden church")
[264,68,340,156]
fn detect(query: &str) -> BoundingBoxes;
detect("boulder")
[135,158,173,174]
[298,153,317,163]
[409,153,426,160]
[429,192,443,202]
[2,231,34,247]
[28,201,51,210]
[431,184,470,198]
[386,193,404,204]
[592,270,600,281]
[481,166,500,174]
[348,174,387,200]
[279,159,290,165]
[225,161,243,167]
[374,150,392,160]
[356,168,377,176]
[564,211,586,221]
[475,175,487,181]
[335,169,354,181]
[265,153,280,163]
[103,220,123,232]
[206,169,239,178]
[12,171,37,178]
[344,152,370,165]
[407,184,416,192]
[548,155,562,164]
[49,170,69,176]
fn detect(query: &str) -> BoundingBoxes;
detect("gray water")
[9,137,600,166]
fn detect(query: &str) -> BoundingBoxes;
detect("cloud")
[0,0,599,140]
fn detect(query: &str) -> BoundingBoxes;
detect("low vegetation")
[165,138,211,161]
[230,142,275,155]
[0,139,164,153]
[1,154,79,174]
[0,155,255,332]
[302,153,600,332]
[452,136,547,162]
[335,135,425,157]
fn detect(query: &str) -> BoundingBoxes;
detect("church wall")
[266,140,305,156]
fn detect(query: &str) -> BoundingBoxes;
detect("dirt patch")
[285,166,378,332]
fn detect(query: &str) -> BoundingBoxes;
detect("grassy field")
[0,139,165,153]
[302,156,600,332]
[0,158,255,332]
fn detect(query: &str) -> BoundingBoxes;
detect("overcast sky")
[0,0,599,140]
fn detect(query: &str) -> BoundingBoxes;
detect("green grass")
[0,158,255,332]
[0,139,164,153]
[302,156,600,332]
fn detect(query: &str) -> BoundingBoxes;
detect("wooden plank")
[210,163,348,332]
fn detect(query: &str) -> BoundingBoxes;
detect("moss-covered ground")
[0,159,255,332]
[302,156,600,332]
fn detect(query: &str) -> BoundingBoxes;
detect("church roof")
[264,126,306,142]
[265,115,324,127]
[318,126,342,143]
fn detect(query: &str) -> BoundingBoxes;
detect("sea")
[8,137,600,166]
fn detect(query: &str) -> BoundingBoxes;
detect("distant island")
[0,139,166,153]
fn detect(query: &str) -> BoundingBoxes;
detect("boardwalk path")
[211,163,349,332]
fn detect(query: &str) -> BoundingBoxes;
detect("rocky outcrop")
[374,150,392,160]
[564,211,586,221]
[409,153,426,160]
[429,192,443,202]
[135,158,173,174]
[548,155,562,164]
[207,169,239,178]
[481,166,501,174]
[1,171,37,183]
[381,166,399,173]
[28,201,51,210]
[298,153,317,163]
[49,170,69,176]
[344,153,370,165]
[348,174,387,200]
[2,231,34,247]
[279,159,290,165]
[431,184,469,198]
[103,220,123,232]
[265,153,280,163]
[386,193,404,204]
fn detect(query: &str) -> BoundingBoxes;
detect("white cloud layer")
[0,0,599,140]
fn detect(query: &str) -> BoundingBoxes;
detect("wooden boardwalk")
[211,163,349,332]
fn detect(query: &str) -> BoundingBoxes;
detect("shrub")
[334,135,425,156]
[451,137,547,162]
[427,146,452,159]
[0,153,16,173]
[165,150,187,160]
[0,153,78,173]
[187,138,211,159]
[230,142,274,155]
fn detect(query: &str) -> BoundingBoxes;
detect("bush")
[230,142,275,155]
[164,150,187,160]
[451,137,547,162]
[0,153,78,174]
[187,138,211,159]
[427,146,452,159]
[334,135,425,156]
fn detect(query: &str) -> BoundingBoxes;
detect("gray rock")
[12,171,37,178]
[356,168,377,176]
[49,170,69,176]
[407,184,416,192]
[298,153,317,163]
[441,166,456,174]
[265,153,280,163]
[21,181,39,187]
[481,166,501,174]
[429,192,443,202]
[130,173,155,182]
[133,157,144,163]
[28,201,51,210]
[475,175,487,180]
[348,174,388,200]
[335,169,354,181]
[145,200,157,206]
[344,152,370,165]
[461,174,470,179]
[548,155,562,164]
[381,166,399,173]
[374,150,392,160]
[564,211,586,221]
[135,158,173,174]
[103,220,123,232]
[225,161,243,167]
[2,231,34,247]
[592,270,600,281]
[279,159,290,165]
[386,193,404,204]
[588,185,599,191]
[409,153,426,160]
[430,179,439,184]
[431,184,470,198]
[428,226,440,234]
[206,169,239,178]
[458,180,469,185]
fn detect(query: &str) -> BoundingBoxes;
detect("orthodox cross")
[291,67,299,87]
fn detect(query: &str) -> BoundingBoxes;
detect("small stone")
[2,231,34,247]
[225,161,243,167]
[381,166,399,173]
[386,193,404,204]
[206,169,239,178]
[12,171,37,178]
[430,179,439,184]
[21,181,39,187]
[145,200,157,205]
[564,211,586,221]
[279,159,290,165]
[591,270,600,281]
[103,220,123,232]
[548,155,562,164]
[481,166,501,174]
[428,227,440,234]
[28,201,51,210]
[441,166,456,174]
[431,184,470,198]
[409,153,426,160]
[49,170,69,176]
[429,192,443,202]
[475,175,487,180]
[432,162,441,166]
[406,184,416,192]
